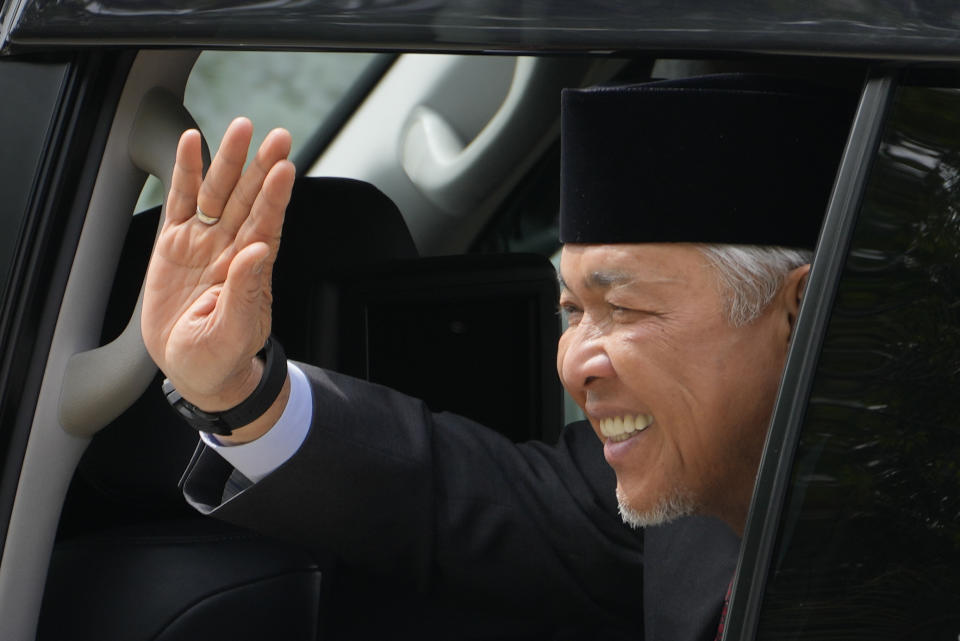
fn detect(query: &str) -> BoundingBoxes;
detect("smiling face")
[557,243,802,533]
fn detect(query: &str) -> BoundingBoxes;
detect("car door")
[729,69,960,639]
[0,49,135,636]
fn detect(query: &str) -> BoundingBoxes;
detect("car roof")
[4,0,960,60]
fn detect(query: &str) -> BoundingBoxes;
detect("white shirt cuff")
[200,361,313,483]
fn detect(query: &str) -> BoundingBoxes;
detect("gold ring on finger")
[195,206,220,225]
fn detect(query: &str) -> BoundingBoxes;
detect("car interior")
[28,50,631,640]
[0,48,869,640]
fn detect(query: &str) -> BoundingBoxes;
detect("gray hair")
[698,244,812,327]
[616,485,697,529]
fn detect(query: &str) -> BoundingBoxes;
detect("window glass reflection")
[759,85,960,639]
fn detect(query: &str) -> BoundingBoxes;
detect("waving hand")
[142,118,295,422]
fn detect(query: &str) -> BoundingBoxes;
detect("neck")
[708,489,750,538]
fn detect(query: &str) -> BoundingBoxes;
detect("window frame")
[0,50,132,560]
[727,68,898,640]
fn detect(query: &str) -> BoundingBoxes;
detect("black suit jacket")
[182,363,739,640]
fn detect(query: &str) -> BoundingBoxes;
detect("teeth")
[599,414,653,442]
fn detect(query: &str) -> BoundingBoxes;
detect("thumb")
[217,241,273,349]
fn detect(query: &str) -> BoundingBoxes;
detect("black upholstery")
[273,178,561,442]
[272,177,418,365]
[316,253,562,442]
[40,519,324,641]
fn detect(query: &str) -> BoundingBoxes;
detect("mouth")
[597,414,653,443]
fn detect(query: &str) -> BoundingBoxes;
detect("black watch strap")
[162,336,288,436]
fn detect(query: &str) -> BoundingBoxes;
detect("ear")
[782,264,811,337]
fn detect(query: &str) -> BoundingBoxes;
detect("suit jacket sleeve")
[181,362,736,636]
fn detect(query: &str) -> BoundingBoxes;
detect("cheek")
[556,333,578,398]
[607,327,674,383]
[556,333,569,378]
[609,327,721,436]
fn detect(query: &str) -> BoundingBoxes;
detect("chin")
[616,485,698,529]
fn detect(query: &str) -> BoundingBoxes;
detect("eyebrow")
[558,270,677,291]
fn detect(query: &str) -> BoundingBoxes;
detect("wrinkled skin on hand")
[142,118,295,413]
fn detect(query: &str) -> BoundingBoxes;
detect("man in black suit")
[143,76,853,638]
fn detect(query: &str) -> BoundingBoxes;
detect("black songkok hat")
[558,74,857,248]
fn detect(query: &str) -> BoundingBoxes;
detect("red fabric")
[714,579,733,641]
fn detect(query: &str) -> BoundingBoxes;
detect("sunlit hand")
[142,117,295,424]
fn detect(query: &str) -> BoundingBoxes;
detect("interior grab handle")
[401,57,591,215]
[59,87,209,436]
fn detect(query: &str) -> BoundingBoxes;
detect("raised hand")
[142,118,295,422]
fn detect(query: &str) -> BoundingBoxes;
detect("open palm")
[142,118,295,412]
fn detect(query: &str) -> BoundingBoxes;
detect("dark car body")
[1,1,958,639]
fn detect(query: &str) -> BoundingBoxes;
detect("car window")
[755,82,960,639]
[0,60,67,302]
[135,50,379,212]
[0,57,70,535]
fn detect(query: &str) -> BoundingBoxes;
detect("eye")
[558,302,583,326]
[609,302,660,321]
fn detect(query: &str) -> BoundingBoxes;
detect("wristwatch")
[162,336,288,436]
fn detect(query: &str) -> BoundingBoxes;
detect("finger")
[196,117,253,224]
[215,241,273,354]
[166,129,204,224]
[219,127,293,236]
[235,158,296,258]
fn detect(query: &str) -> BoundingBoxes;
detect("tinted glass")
[757,85,960,639]
[0,60,66,302]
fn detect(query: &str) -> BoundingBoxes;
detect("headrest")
[559,74,858,248]
[275,176,417,272]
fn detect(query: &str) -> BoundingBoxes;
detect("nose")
[559,326,616,393]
